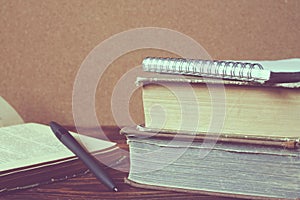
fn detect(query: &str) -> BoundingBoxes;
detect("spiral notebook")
[142,57,300,83]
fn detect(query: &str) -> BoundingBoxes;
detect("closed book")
[121,126,300,200]
[137,76,300,140]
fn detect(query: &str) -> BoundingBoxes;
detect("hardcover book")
[122,126,300,200]
[137,76,300,139]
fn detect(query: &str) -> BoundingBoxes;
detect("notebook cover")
[136,76,300,88]
[142,57,300,84]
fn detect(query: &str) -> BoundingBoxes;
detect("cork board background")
[1,0,300,127]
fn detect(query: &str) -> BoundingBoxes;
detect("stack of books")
[122,57,300,199]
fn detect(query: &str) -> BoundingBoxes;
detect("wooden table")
[1,126,235,200]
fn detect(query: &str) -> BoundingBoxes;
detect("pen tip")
[113,187,118,192]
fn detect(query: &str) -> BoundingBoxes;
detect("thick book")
[0,97,121,193]
[121,126,300,200]
[137,76,300,140]
[142,57,300,83]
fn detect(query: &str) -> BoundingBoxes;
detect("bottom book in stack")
[121,127,300,200]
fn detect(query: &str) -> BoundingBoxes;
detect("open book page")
[0,97,24,127]
[0,123,116,172]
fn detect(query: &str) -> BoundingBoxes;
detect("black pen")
[49,121,118,192]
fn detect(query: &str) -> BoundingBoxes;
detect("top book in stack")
[139,57,300,143]
[142,57,300,84]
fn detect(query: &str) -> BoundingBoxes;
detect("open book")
[0,97,119,193]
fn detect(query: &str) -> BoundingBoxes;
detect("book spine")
[142,57,271,82]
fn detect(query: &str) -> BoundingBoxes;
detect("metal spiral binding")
[142,57,264,81]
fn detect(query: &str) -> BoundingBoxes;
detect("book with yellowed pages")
[137,76,300,140]
[0,97,121,193]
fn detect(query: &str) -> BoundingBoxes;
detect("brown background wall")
[1,0,300,126]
